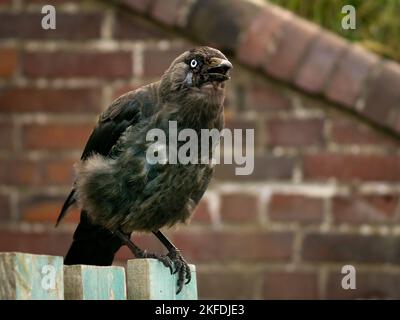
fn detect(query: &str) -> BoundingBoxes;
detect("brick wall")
[2,0,400,299]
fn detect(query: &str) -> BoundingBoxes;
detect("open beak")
[207,58,233,82]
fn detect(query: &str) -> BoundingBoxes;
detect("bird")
[56,46,233,293]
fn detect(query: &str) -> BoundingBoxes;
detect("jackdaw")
[56,46,232,293]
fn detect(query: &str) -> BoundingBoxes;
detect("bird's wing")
[56,87,158,226]
[191,168,213,206]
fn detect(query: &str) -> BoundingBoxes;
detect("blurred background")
[272,0,400,62]
[1,0,400,299]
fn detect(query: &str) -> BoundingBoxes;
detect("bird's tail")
[64,211,124,266]
[56,188,76,227]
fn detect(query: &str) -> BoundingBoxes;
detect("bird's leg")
[114,229,174,274]
[152,230,192,294]
[114,229,145,257]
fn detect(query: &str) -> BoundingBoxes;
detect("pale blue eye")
[190,59,197,68]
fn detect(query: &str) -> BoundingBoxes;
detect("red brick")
[0,159,40,186]
[302,233,400,264]
[198,272,259,299]
[0,47,17,78]
[237,6,288,68]
[269,194,323,223]
[330,118,398,147]
[191,199,211,224]
[187,0,259,52]
[172,231,293,262]
[22,51,132,79]
[151,0,188,26]
[248,83,291,111]
[0,229,72,255]
[112,84,141,100]
[265,17,319,81]
[223,116,260,148]
[223,117,257,131]
[295,32,347,93]
[327,271,400,299]
[0,13,102,40]
[263,271,318,299]
[143,45,191,78]
[0,87,102,113]
[303,153,400,182]
[266,119,324,147]
[363,61,400,129]
[0,194,11,221]
[215,155,295,181]
[41,158,76,185]
[333,195,399,224]
[0,158,76,187]
[22,123,92,150]
[21,196,80,224]
[0,121,14,150]
[325,45,379,107]
[113,11,170,40]
[220,193,258,223]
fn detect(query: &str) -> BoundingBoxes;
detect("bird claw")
[133,248,191,294]
[166,249,191,294]
[139,251,174,274]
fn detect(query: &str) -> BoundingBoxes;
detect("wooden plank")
[0,252,64,300]
[64,265,126,300]
[127,259,197,300]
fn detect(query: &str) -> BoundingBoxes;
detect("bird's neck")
[155,83,225,132]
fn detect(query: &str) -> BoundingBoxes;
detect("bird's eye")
[190,59,198,68]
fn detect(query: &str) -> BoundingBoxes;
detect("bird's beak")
[209,57,233,70]
[207,58,233,82]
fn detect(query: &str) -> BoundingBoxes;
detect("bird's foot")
[115,230,191,294]
[167,248,192,294]
[142,248,191,294]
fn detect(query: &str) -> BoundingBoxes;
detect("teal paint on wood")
[29,254,64,300]
[127,259,197,300]
[0,252,64,300]
[82,266,126,300]
[64,265,126,300]
[147,259,175,299]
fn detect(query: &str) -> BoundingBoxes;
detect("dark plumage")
[57,46,232,293]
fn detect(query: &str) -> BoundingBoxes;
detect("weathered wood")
[127,259,197,300]
[64,265,126,300]
[0,252,64,300]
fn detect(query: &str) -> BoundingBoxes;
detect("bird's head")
[160,46,233,105]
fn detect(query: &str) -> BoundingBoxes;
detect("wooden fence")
[0,252,197,300]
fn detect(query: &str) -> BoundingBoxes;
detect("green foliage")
[269,0,400,61]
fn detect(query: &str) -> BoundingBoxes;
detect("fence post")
[126,259,198,300]
[0,252,64,300]
[64,265,126,300]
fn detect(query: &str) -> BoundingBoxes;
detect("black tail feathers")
[64,211,124,266]
[56,189,76,227]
